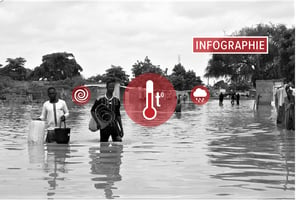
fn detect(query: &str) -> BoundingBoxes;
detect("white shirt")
[276,87,287,107]
[39,99,69,130]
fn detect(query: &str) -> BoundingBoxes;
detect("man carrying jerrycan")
[35,87,70,143]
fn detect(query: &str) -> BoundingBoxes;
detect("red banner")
[193,37,268,53]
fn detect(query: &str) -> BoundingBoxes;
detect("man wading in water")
[91,81,124,142]
[37,87,69,143]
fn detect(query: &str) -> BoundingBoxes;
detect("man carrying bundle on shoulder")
[90,80,124,142]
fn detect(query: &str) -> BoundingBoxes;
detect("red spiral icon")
[72,86,91,105]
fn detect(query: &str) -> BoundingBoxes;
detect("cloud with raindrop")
[193,88,207,103]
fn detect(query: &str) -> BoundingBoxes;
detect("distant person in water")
[37,87,69,143]
[91,80,123,142]
[231,93,235,105]
[236,93,240,105]
[219,92,224,106]
[175,95,182,113]
[253,93,261,110]
[175,95,182,119]
[183,94,187,104]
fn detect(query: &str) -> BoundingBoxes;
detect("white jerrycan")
[28,120,46,144]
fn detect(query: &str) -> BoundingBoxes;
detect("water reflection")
[28,143,45,164]
[207,104,295,191]
[175,112,182,119]
[279,129,295,191]
[43,144,70,197]
[89,143,123,199]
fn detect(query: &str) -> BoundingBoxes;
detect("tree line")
[0,54,202,91]
[87,56,202,91]
[0,52,83,82]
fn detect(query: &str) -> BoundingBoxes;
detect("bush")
[0,82,4,90]
[71,75,85,88]
[0,75,14,89]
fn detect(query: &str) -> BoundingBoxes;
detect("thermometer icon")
[143,80,157,120]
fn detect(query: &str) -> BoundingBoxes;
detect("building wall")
[255,79,284,105]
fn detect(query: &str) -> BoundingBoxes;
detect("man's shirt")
[39,99,69,130]
[91,95,121,125]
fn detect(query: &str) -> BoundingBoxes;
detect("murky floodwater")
[0,100,295,199]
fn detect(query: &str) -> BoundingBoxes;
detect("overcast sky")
[0,0,295,81]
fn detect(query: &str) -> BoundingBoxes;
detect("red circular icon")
[72,86,91,105]
[123,73,177,127]
[190,85,210,105]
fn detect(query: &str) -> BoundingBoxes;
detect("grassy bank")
[0,75,87,103]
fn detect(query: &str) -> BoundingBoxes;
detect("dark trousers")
[46,130,56,143]
[100,125,122,142]
[285,103,295,130]
[277,105,285,126]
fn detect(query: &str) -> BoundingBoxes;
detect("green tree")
[169,63,186,90]
[172,63,186,76]
[169,74,185,91]
[0,57,29,80]
[278,27,295,83]
[169,63,202,91]
[204,54,235,79]
[184,70,202,90]
[31,52,83,81]
[86,74,103,83]
[131,56,163,77]
[102,65,129,85]
[213,80,228,89]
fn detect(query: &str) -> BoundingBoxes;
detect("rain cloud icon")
[193,88,207,98]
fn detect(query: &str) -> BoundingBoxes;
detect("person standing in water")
[38,87,69,143]
[183,94,187,104]
[219,92,224,106]
[175,95,182,113]
[231,93,235,105]
[236,93,240,105]
[91,80,124,142]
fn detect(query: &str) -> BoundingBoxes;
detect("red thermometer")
[143,80,157,120]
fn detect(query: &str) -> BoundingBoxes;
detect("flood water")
[0,100,295,199]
